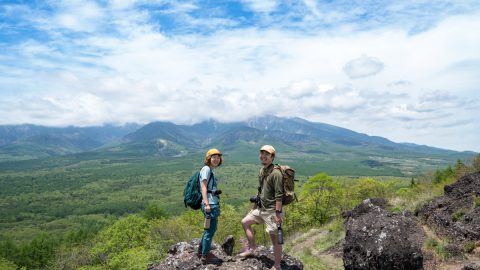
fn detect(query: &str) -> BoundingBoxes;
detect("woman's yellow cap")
[206,148,222,158]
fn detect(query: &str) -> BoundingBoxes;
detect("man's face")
[259,150,273,166]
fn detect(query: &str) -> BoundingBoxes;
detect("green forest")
[1,153,479,270]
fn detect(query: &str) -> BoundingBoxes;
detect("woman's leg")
[201,216,218,255]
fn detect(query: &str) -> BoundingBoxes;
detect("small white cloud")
[388,80,411,87]
[53,0,105,32]
[241,0,278,13]
[344,55,384,79]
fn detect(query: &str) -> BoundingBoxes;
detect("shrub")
[464,242,476,253]
[348,177,387,204]
[107,247,150,270]
[142,202,167,220]
[472,154,480,172]
[452,210,465,222]
[0,257,18,270]
[91,215,150,264]
[474,196,480,208]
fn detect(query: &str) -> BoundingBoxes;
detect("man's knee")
[241,216,250,227]
[241,215,255,227]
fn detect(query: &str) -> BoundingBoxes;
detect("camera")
[249,196,261,207]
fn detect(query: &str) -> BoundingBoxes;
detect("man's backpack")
[183,171,213,210]
[274,164,298,205]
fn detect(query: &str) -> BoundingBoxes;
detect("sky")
[0,0,479,152]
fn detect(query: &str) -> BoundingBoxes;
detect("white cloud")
[241,0,278,13]
[343,55,384,79]
[1,2,480,151]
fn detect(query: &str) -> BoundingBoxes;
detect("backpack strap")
[258,164,277,194]
[199,169,215,193]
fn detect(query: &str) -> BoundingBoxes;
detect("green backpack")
[183,171,213,210]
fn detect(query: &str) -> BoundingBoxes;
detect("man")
[240,145,284,270]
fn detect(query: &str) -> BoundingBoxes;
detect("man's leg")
[269,233,282,269]
[240,214,258,256]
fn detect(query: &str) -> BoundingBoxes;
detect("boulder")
[462,262,480,270]
[343,198,425,270]
[149,237,303,270]
[417,172,480,243]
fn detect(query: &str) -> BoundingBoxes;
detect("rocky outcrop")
[462,262,480,270]
[342,198,425,270]
[149,237,303,270]
[417,172,480,243]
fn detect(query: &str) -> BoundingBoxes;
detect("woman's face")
[210,154,221,167]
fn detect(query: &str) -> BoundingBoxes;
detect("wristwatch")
[275,209,282,214]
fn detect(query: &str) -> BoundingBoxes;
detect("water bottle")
[204,212,211,230]
[277,224,284,245]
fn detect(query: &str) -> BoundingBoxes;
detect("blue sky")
[1,0,479,152]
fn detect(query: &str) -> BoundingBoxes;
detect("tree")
[0,257,18,270]
[299,173,344,226]
[473,154,480,172]
[20,233,57,269]
[142,202,167,220]
[348,177,387,205]
[92,215,150,265]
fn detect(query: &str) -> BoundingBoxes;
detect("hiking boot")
[238,248,256,258]
[269,266,281,270]
[201,252,221,265]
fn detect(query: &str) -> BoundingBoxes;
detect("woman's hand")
[204,203,211,213]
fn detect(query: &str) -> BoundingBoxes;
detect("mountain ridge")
[0,116,475,176]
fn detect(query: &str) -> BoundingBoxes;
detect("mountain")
[0,124,140,161]
[0,116,475,175]
[98,115,474,176]
[117,115,467,154]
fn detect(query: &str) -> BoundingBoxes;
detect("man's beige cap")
[259,145,276,155]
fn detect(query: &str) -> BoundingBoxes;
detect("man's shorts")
[245,208,284,234]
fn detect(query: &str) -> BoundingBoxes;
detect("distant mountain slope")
[115,115,474,176]
[0,116,475,176]
[0,124,140,161]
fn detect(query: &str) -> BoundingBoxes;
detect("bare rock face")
[342,198,425,270]
[417,172,480,243]
[149,237,303,270]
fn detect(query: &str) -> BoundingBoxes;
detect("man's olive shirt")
[258,163,283,210]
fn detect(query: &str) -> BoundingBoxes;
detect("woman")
[199,148,223,264]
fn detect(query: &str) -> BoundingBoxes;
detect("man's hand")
[275,212,282,224]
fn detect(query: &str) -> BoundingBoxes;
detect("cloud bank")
[0,1,479,152]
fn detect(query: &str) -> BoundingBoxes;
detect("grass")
[452,210,466,222]
[474,195,480,208]
[285,219,344,270]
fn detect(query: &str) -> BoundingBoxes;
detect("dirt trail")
[288,228,343,270]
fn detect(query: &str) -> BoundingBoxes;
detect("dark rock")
[149,237,303,270]
[462,262,480,270]
[343,198,425,270]
[417,172,480,243]
[221,235,234,256]
[444,243,464,258]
